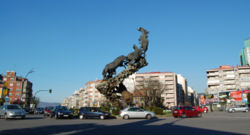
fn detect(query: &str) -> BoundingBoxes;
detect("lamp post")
[33,89,52,109]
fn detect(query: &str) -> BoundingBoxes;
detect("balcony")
[207,80,220,85]
[207,72,219,76]
[224,81,236,85]
[238,70,250,74]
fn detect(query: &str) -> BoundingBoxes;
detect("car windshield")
[7,105,22,109]
[174,107,180,110]
[56,106,67,110]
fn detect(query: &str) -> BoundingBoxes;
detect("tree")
[30,96,40,109]
[121,91,133,107]
[137,78,164,109]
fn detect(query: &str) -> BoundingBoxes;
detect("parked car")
[34,108,44,114]
[193,106,208,113]
[228,105,249,113]
[78,107,110,120]
[120,107,155,120]
[44,106,54,117]
[173,106,202,118]
[50,106,73,119]
[0,104,26,119]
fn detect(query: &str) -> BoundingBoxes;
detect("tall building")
[124,72,185,107]
[0,71,33,108]
[206,65,250,94]
[176,74,187,105]
[240,39,250,66]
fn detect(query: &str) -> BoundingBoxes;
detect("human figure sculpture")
[102,55,127,80]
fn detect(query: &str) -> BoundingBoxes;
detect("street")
[0,112,250,135]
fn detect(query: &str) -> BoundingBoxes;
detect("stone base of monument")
[96,57,148,102]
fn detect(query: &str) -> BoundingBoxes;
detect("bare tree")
[137,78,165,108]
[121,91,133,107]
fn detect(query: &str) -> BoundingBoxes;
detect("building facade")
[0,71,33,108]
[206,65,250,94]
[240,39,250,66]
[62,80,106,108]
[124,72,185,107]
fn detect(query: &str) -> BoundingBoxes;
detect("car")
[0,104,26,119]
[173,106,202,118]
[227,105,249,113]
[50,106,73,119]
[193,106,208,113]
[34,107,44,114]
[44,106,54,117]
[120,107,155,120]
[78,107,110,120]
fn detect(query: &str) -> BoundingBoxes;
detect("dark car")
[173,106,202,118]
[34,108,44,114]
[50,106,73,119]
[44,106,54,117]
[78,107,110,120]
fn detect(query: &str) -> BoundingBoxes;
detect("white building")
[62,80,106,108]
[206,65,250,94]
[124,72,185,107]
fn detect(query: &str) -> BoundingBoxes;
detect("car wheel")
[54,114,58,119]
[198,113,202,117]
[79,115,85,120]
[245,109,248,112]
[182,114,186,118]
[146,114,152,120]
[21,116,26,119]
[100,115,105,120]
[232,109,235,113]
[123,115,129,120]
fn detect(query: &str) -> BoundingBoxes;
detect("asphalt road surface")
[0,112,250,135]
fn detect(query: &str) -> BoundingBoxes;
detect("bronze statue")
[126,44,143,65]
[138,27,149,56]
[96,27,149,103]
[102,55,127,80]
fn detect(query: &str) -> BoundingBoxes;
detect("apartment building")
[62,80,106,108]
[0,71,33,108]
[127,72,183,107]
[206,65,250,94]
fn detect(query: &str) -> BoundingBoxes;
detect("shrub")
[152,106,163,115]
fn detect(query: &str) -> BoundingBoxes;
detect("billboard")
[230,91,242,101]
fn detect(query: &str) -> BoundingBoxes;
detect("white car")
[120,107,155,120]
[228,105,249,113]
[0,104,26,119]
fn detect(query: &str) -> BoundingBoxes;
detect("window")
[16,93,19,96]
[17,83,20,87]
[10,83,13,87]
[10,78,14,81]
[9,93,12,96]
[9,88,13,92]
[16,89,20,91]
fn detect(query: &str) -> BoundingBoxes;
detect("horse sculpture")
[102,55,127,80]
[138,27,149,56]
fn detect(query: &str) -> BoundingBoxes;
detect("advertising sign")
[230,91,242,101]
[199,95,206,105]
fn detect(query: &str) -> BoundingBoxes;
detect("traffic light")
[49,89,52,94]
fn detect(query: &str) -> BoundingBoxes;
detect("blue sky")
[1,0,250,103]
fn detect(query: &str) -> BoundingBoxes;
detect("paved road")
[0,112,250,135]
